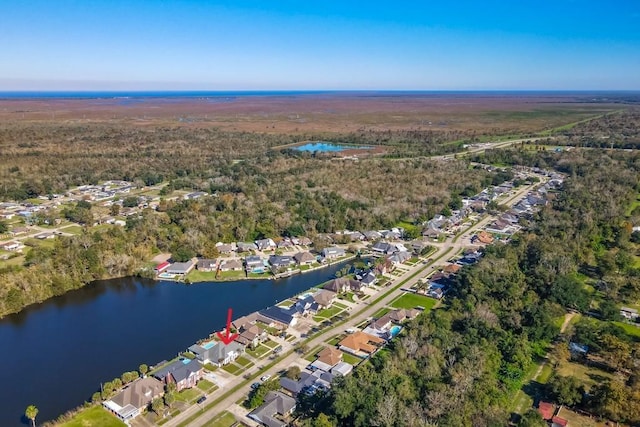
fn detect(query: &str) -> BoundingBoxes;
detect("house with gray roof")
[103,377,164,421]
[321,246,345,260]
[324,277,362,294]
[196,259,217,272]
[153,359,204,391]
[248,391,296,427]
[371,241,394,255]
[166,260,195,275]
[387,251,412,265]
[236,242,258,252]
[245,255,266,273]
[256,238,276,251]
[259,306,298,327]
[279,370,334,397]
[188,341,243,367]
[268,255,295,270]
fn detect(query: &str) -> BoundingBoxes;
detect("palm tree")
[25,405,38,427]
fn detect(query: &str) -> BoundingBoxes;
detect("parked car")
[196,396,207,404]
[261,374,271,382]
[251,382,261,390]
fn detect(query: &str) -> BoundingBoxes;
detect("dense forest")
[0,132,499,317]
[297,149,640,426]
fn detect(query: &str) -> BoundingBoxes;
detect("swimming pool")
[390,325,402,338]
[202,341,216,349]
[294,142,372,152]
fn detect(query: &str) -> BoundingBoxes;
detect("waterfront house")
[154,261,170,273]
[196,259,217,272]
[276,238,294,249]
[324,277,362,294]
[363,230,383,241]
[152,359,204,392]
[387,251,411,265]
[371,241,394,256]
[188,341,243,367]
[259,306,299,327]
[312,289,337,308]
[166,260,195,276]
[235,324,267,349]
[269,255,295,270]
[248,391,296,427]
[321,246,345,260]
[103,377,164,422]
[358,271,377,286]
[245,255,265,273]
[255,238,276,251]
[338,331,384,356]
[294,251,316,266]
[219,259,243,272]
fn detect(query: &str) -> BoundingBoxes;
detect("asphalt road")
[164,179,541,427]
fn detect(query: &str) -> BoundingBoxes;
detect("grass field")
[202,411,237,427]
[197,379,218,393]
[175,387,203,403]
[221,363,243,375]
[342,352,363,366]
[390,293,437,310]
[556,361,613,390]
[187,270,218,282]
[235,356,254,368]
[613,321,640,339]
[60,405,125,427]
[246,343,272,358]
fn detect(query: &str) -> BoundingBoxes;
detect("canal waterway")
[0,261,349,426]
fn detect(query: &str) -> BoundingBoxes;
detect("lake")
[294,142,372,152]
[0,262,349,426]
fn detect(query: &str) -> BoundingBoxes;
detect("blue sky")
[1,0,639,90]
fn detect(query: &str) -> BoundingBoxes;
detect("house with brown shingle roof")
[103,377,164,421]
[338,331,384,356]
[317,346,343,367]
[476,231,494,244]
[443,263,461,274]
[294,251,316,265]
[312,289,336,308]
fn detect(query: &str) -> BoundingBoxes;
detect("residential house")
[296,236,313,246]
[280,369,334,397]
[338,331,385,356]
[219,259,243,272]
[321,246,345,260]
[245,255,265,273]
[236,242,258,252]
[276,238,294,249]
[371,241,394,256]
[359,271,378,286]
[184,191,207,200]
[154,261,170,273]
[259,306,299,328]
[34,232,55,240]
[248,391,296,427]
[196,259,217,272]
[620,307,639,320]
[443,263,461,274]
[387,251,411,265]
[103,377,164,422]
[312,289,337,308]
[411,239,432,253]
[538,401,554,421]
[255,238,276,251]
[153,359,204,392]
[294,251,316,266]
[215,242,234,254]
[486,219,512,234]
[235,324,267,349]
[166,260,195,276]
[331,361,353,376]
[324,277,362,294]
[428,287,444,299]
[310,347,343,372]
[363,230,383,241]
[268,255,295,271]
[374,259,394,275]
[188,341,243,367]
[1,241,23,251]
[232,313,259,331]
[475,231,494,244]
[382,229,402,240]
[10,226,29,235]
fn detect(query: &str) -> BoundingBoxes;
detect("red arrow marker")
[217,307,238,345]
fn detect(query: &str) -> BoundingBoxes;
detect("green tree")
[109,204,121,216]
[285,366,301,380]
[519,409,546,427]
[122,196,139,208]
[164,391,175,408]
[547,374,584,406]
[139,364,148,376]
[151,397,164,415]
[0,220,8,233]
[312,413,335,427]
[25,405,38,427]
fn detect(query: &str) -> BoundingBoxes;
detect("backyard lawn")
[342,352,363,366]
[186,270,217,282]
[612,321,640,339]
[390,293,437,311]
[61,406,125,427]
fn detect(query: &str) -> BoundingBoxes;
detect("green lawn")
[235,356,254,368]
[373,307,391,319]
[263,339,279,349]
[313,305,344,321]
[339,292,355,302]
[327,335,343,346]
[333,301,349,310]
[60,405,126,427]
[197,379,218,393]
[246,344,272,358]
[187,270,218,282]
[612,321,640,339]
[256,322,281,336]
[203,363,218,371]
[202,411,237,427]
[556,361,613,390]
[342,352,363,366]
[217,270,246,280]
[62,225,84,235]
[222,363,243,375]
[305,345,324,362]
[391,293,437,310]
[175,387,203,403]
